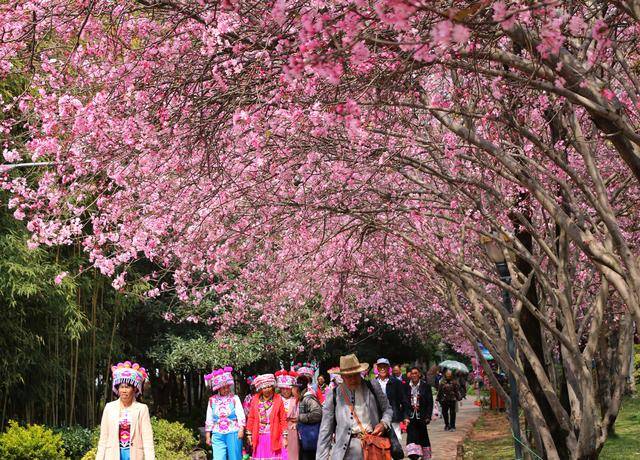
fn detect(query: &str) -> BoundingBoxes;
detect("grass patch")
[600,396,640,459]
[463,396,640,459]
[462,410,514,459]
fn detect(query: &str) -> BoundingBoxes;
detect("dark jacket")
[437,378,462,403]
[374,377,410,423]
[298,390,322,424]
[406,380,433,421]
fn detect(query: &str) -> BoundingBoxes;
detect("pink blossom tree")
[1,1,639,457]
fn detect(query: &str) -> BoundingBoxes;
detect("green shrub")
[81,447,96,460]
[54,426,93,460]
[84,416,196,460]
[0,420,66,460]
[151,417,197,460]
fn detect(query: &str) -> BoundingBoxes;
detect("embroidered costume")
[111,362,149,460]
[276,370,299,460]
[118,408,132,460]
[247,374,287,460]
[406,379,433,460]
[205,367,246,460]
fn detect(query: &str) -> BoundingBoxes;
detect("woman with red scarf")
[246,374,287,460]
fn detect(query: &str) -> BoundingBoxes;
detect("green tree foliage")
[0,201,85,425]
[0,194,152,427]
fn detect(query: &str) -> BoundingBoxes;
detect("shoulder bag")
[364,380,404,460]
[340,385,391,460]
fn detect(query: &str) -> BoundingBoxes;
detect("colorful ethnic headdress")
[253,373,276,391]
[112,361,149,396]
[293,362,316,379]
[275,370,299,389]
[204,366,235,392]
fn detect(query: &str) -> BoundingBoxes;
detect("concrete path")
[426,398,480,459]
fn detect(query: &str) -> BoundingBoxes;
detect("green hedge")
[1,416,196,460]
[0,421,67,460]
[81,417,196,460]
[152,417,197,460]
[54,426,94,460]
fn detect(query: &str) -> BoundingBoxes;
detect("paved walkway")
[424,398,481,459]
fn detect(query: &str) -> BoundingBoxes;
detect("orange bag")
[340,386,391,460]
[360,433,392,460]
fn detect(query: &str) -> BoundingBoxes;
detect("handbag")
[298,421,321,451]
[363,381,404,460]
[340,385,391,460]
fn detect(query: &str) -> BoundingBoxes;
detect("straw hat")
[337,354,369,375]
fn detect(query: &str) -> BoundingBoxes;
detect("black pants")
[300,450,316,460]
[441,401,456,428]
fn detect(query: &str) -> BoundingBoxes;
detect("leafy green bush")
[54,426,93,460]
[82,416,196,460]
[0,420,66,460]
[152,417,197,460]
[81,447,96,460]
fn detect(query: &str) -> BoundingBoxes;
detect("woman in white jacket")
[96,361,155,460]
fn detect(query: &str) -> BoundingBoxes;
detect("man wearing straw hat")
[316,354,393,460]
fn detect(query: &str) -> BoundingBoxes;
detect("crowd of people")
[95,355,470,460]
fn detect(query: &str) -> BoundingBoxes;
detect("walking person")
[96,361,155,460]
[436,370,462,431]
[296,363,324,404]
[276,370,300,460]
[204,367,245,460]
[246,374,288,460]
[374,358,410,442]
[391,365,405,384]
[316,354,392,460]
[297,373,323,460]
[316,374,328,404]
[456,371,468,400]
[405,367,433,460]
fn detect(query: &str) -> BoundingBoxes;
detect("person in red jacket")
[246,374,287,460]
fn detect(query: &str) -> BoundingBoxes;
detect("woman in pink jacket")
[96,361,155,460]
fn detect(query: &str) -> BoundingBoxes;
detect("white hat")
[253,373,276,391]
[376,358,391,366]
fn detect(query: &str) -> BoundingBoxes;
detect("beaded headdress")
[112,361,148,396]
[204,366,234,392]
[275,370,299,389]
[293,362,316,379]
[253,373,276,391]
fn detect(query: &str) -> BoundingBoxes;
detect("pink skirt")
[282,421,298,460]
[252,433,284,460]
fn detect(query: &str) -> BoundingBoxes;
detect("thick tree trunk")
[512,208,571,459]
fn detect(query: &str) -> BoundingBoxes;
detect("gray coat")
[316,380,393,460]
